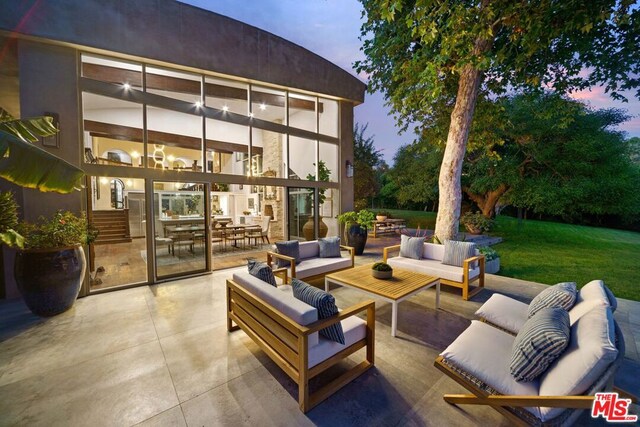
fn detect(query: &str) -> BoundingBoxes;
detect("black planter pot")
[345,224,368,255]
[14,244,86,317]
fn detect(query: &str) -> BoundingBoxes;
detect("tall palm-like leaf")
[0,108,84,193]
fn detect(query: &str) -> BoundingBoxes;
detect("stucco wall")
[0,0,366,103]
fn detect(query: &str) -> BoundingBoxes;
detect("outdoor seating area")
[2,232,638,426]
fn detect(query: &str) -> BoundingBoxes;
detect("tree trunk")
[464,184,509,218]
[434,64,485,241]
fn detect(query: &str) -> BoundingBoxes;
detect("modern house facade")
[0,0,365,298]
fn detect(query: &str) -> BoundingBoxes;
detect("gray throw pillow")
[510,307,570,382]
[274,240,300,268]
[318,236,341,258]
[292,278,345,344]
[247,260,277,287]
[399,235,425,260]
[442,240,476,267]
[528,282,577,318]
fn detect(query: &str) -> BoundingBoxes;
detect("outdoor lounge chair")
[435,304,626,426]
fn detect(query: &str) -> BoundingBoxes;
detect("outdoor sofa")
[436,280,626,426]
[383,241,485,300]
[226,270,375,412]
[267,240,354,284]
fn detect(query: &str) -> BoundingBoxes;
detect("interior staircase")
[91,209,132,245]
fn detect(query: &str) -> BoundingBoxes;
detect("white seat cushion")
[295,257,352,279]
[441,320,541,419]
[233,272,319,346]
[475,294,528,334]
[308,316,366,368]
[387,256,479,283]
[538,305,618,421]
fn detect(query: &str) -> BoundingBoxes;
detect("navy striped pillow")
[247,260,277,287]
[291,278,345,344]
[528,282,577,318]
[510,307,570,382]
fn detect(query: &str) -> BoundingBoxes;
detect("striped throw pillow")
[247,260,277,287]
[292,278,345,344]
[442,240,476,267]
[400,235,425,260]
[528,282,577,318]
[274,240,300,268]
[510,307,570,382]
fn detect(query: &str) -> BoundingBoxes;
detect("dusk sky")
[181,0,640,164]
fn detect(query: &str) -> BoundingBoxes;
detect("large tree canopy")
[357,0,640,240]
[353,123,387,210]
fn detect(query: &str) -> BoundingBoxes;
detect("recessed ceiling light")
[259,103,266,111]
[222,105,229,112]
[249,112,254,118]
[195,101,202,108]
[123,83,131,90]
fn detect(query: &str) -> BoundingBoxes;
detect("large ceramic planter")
[345,224,368,255]
[485,257,501,274]
[302,217,328,241]
[14,244,87,317]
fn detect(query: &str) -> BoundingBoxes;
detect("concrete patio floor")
[1,237,638,426]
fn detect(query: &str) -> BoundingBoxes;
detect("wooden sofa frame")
[383,244,485,300]
[434,321,629,426]
[267,245,355,284]
[226,279,375,412]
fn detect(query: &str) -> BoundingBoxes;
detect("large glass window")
[289,136,317,180]
[205,77,248,115]
[254,128,287,178]
[81,54,143,90]
[289,187,314,241]
[89,175,147,292]
[319,97,339,137]
[154,182,207,278]
[319,142,339,183]
[251,86,285,124]
[82,93,143,167]
[147,107,203,171]
[146,66,202,104]
[205,118,248,175]
[288,92,316,132]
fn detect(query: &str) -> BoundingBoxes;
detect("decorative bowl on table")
[376,215,387,222]
[371,261,393,279]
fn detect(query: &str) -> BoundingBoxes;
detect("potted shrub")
[376,211,390,222]
[303,161,331,240]
[14,210,98,316]
[337,209,375,255]
[460,212,494,235]
[371,261,393,279]
[478,246,500,274]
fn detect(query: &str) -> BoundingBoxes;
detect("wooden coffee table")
[325,263,440,337]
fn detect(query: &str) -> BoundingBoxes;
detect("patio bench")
[383,241,485,300]
[227,271,375,412]
[267,240,354,284]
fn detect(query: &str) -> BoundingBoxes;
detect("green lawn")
[377,209,640,301]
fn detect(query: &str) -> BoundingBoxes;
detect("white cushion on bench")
[233,272,319,346]
[475,294,529,333]
[387,256,479,283]
[295,257,353,280]
[538,305,617,421]
[440,320,541,419]
[422,242,445,261]
[308,316,367,368]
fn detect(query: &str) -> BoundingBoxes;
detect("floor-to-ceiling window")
[80,53,340,288]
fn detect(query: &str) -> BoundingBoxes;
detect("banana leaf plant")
[0,107,85,248]
[0,108,84,193]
